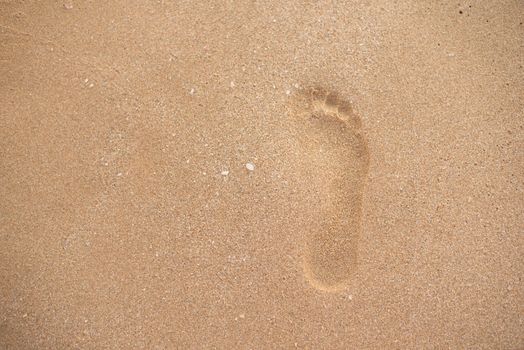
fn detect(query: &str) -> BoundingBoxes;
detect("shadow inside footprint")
[288,87,370,292]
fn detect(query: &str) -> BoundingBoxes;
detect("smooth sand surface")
[1,1,523,349]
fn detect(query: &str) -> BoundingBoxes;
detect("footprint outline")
[288,86,370,292]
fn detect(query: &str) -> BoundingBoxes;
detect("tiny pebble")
[221,170,229,176]
[246,162,255,171]
[190,88,195,95]
[230,81,235,88]
[285,90,291,95]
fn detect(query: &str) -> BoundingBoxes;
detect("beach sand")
[1,1,523,348]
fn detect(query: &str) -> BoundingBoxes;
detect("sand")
[1,1,523,349]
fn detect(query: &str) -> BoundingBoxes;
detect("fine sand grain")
[1,1,523,349]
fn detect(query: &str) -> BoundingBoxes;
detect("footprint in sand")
[288,87,370,292]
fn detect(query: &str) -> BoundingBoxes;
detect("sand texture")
[1,0,523,349]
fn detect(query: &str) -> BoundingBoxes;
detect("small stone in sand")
[246,162,255,171]
[221,170,229,176]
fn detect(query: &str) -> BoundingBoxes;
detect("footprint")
[287,87,370,292]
